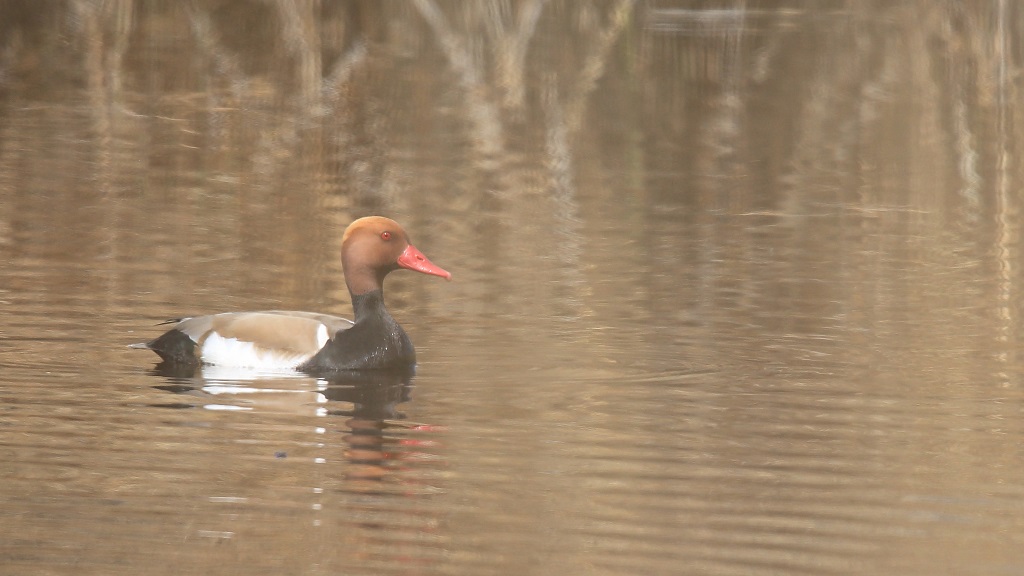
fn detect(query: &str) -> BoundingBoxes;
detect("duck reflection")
[150,364,438,493]
[317,366,427,491]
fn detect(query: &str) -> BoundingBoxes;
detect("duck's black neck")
[351,289,389,324]
[300,289,415,372]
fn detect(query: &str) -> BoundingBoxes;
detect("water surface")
[3,2,1024,575]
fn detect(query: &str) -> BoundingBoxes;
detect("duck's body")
[132,217,450,372]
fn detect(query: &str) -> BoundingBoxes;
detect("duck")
[131,216,451,372]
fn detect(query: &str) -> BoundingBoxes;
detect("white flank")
[200,332,313,370]
[316,323,330,348]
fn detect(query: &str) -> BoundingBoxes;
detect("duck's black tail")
[128,330,199,366]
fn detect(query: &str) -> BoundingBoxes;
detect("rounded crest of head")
[341,216,411,294]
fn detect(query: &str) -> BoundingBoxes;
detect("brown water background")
[3,2,1024,574]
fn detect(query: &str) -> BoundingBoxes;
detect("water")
[3,2,1024,574]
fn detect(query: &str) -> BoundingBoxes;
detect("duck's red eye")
[380,231,391,240]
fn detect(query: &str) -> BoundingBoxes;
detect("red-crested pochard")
[131,216,451,371]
